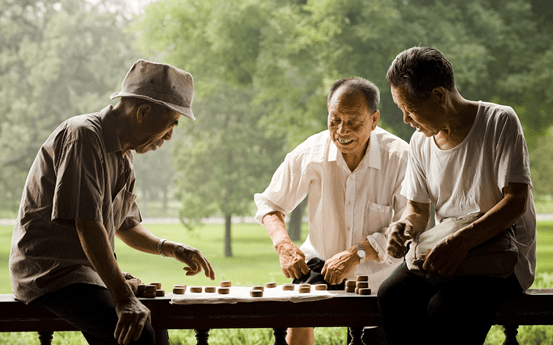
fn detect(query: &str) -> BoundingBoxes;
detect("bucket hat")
[111,59,195,120]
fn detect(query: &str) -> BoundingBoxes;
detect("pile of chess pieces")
[345,275,371,295]
[135,275,370,299]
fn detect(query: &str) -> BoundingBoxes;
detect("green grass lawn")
[1,220,553,344]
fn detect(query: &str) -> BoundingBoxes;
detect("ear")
[370,110,380,130]
[136,104,151,123]
[431,87,448,106]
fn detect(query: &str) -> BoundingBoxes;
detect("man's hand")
[114,296,151,345]
[275,240,309,279]
[122,272,141,296]
[321,249,359,285]
[422,232,470,275]
[386,220,415,258]
[172,244,215,280]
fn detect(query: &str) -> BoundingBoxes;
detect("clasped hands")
[276,240,359,285]
[386,220,470,276]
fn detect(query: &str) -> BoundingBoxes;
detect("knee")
[131,322,158,345]
[377,276,400,306]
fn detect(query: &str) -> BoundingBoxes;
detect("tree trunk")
[288,197,307,241]
[224,214,232,257]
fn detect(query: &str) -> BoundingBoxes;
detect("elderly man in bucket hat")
[9,59,215,345]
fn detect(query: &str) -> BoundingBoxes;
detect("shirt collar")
[100,105,123,154]
[328,128,382,171]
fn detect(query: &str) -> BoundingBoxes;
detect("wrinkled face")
[391,86,443,137]
[134,108,182,154]
[327,88,379,156]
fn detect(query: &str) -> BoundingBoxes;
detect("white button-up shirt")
[255,127,409,289]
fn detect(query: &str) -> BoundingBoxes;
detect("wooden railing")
[1,289,552,345]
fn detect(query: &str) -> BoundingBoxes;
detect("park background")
[1,0,553,343]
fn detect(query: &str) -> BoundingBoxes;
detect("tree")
[172,85,286,257]
[0,0,137,213]
[133,0,553,258]
[254,0,553,143]
[135,0,287,256]
[529,127,553,196]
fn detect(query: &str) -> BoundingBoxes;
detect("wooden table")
[0,291,379,345]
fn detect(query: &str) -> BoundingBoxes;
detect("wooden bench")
[1,289,552,345]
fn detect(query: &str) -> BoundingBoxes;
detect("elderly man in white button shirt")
[254,77,409,345]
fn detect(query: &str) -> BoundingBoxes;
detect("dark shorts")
[292,258,346,290]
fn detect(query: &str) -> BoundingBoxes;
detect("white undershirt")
[403,101,536,290]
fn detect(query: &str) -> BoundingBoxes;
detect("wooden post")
[38,331,54,345]
[503,324,520,345]
[194,329,210,345]
[348,326,365,345]
[273,328,288,345]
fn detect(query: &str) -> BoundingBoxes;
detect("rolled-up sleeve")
[254,148,312,225]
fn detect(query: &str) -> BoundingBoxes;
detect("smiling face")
[391,85,444,137]
[133,105,182,154]
[327,87,379,158]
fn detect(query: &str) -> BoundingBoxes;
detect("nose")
[162,127,173,141]
[337,122,349,135]
[402,111,411,125]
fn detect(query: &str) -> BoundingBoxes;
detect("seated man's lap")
[31,283,163,345]
[292,258,346,290]
[378,262,523,345]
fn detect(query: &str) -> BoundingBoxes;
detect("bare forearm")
[75,219,133,302]
[401,200,431,235]
[116,224,161,255]
[262,211,293,251]
[117,224,185,259]
[458,183,528,248]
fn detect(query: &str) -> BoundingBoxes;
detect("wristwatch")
[356,243,366,261]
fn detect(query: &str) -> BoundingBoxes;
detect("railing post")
[273,328,288,345]
[503,324,520,345]
[38,331,54,345]
[348,326,365,345]
[194,329,210,345]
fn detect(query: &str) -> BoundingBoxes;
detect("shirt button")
[346,226,351,231]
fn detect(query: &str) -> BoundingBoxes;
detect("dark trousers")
[30,283,169,345]
[377,262,522,345]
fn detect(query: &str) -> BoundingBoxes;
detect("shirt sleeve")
[51,138,105,227]
[494,108,533,191]
[254,149,312,225]
[401,133,432,204]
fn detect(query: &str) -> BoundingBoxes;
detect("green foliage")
[529,128,553,195]
[0,0,137,211]
[133,0,288,254]
[171,84,286,224]
[134,142,176,217]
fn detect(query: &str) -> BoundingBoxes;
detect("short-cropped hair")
[328,77,380,114]
[386,47,455,99]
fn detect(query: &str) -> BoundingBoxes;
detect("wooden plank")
[2,289,553,333]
